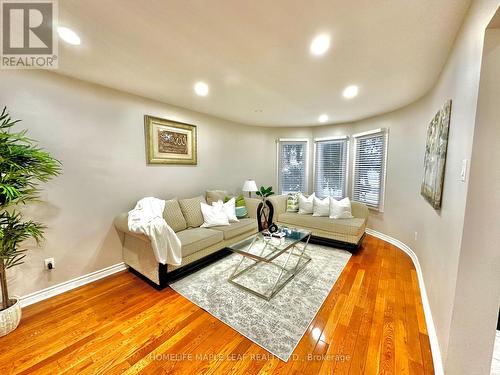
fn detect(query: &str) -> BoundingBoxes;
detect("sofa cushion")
[298,193,315,214]
[286,192,300,212]
[267,195,287,215]
[176,227,224,257]
[206,190,229,205]
[163,199,187,232]
[200,201,230,227]
[211,218,257,240]
[179,195,206,228]
[234,194,248,218]
[329,197,353,219]
[277,212,365,238]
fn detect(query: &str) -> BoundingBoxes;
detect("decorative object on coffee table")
[0,107,61,337]
[256,186,274,231]
[268,223,279,233]
[421,100,452,209]
[242,179,258,198]
[144,115,197,165]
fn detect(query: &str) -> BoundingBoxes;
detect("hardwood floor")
[0,234,434,374]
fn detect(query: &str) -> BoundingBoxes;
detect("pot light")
[194,81,209,96]
[310,34,330,56]
[318,114,329,123]
[343,85,359,99]
[57,27,81,45]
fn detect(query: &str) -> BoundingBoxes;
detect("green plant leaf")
[0,107,61,306]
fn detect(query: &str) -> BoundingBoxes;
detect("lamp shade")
[242,179,258,192]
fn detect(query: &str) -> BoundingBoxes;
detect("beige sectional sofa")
[114,194,260,288]
[114,192,368,289]
[267,195,369,249]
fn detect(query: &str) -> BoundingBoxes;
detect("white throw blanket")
[127,197,182,266]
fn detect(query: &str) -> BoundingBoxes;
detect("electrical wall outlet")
[44,258,55,270]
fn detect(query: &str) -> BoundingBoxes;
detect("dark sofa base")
[129,233,365,290]
[128,248,233,290]
[308,233,365,252]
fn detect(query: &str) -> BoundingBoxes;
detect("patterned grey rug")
[170,243,351,361]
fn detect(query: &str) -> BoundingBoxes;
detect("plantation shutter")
[352,130,387,210]
[278,140,308,194]
[314,138,348,199]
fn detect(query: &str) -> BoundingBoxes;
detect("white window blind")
[314,138,348,199]
[277,140,308,194]
[353,130,387,210]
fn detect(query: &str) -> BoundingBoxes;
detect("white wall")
[311,0,499,368]
[0,70,284,297]
[445,27,500,375]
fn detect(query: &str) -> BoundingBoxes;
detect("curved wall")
[445,26,500,375]
[312,1,499,371]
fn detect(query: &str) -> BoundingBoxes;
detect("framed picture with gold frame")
[144,115,197,165]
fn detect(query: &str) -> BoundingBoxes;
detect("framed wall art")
[421,100,452,210]
[144,115,197,165]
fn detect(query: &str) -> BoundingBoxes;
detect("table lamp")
[242,179,258,198]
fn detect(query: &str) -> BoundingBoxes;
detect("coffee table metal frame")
[227,230,312,301]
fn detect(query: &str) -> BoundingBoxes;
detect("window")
[277,139,308,194]
[352,129,388,210]
[314,137,348,199]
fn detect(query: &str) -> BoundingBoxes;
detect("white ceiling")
[57,0,471,127]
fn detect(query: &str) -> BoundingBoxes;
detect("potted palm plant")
[0,107,61,336]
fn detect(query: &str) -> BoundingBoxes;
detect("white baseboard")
[19,262,128,308]
[366,228,443,375]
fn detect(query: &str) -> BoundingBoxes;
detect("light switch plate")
[460,159,467,182]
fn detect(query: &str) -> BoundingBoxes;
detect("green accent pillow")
[234,194,247,218]
[286,192,300,212]
[234,194,246,207]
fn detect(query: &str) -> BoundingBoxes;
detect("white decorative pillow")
[298,193,315,214]
[313,196,330,217]
[329,197,354,219]
[200,201,230,227]
[214,198,239,223]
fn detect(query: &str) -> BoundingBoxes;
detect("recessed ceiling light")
[194,81,209,96]
[310,34,330,56]
[57,27,81,45]
[343,85,359,99]
[318,114,329,123]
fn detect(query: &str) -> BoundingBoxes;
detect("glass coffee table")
[227,227,312,301]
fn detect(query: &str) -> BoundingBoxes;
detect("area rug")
[169,243,351,361]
